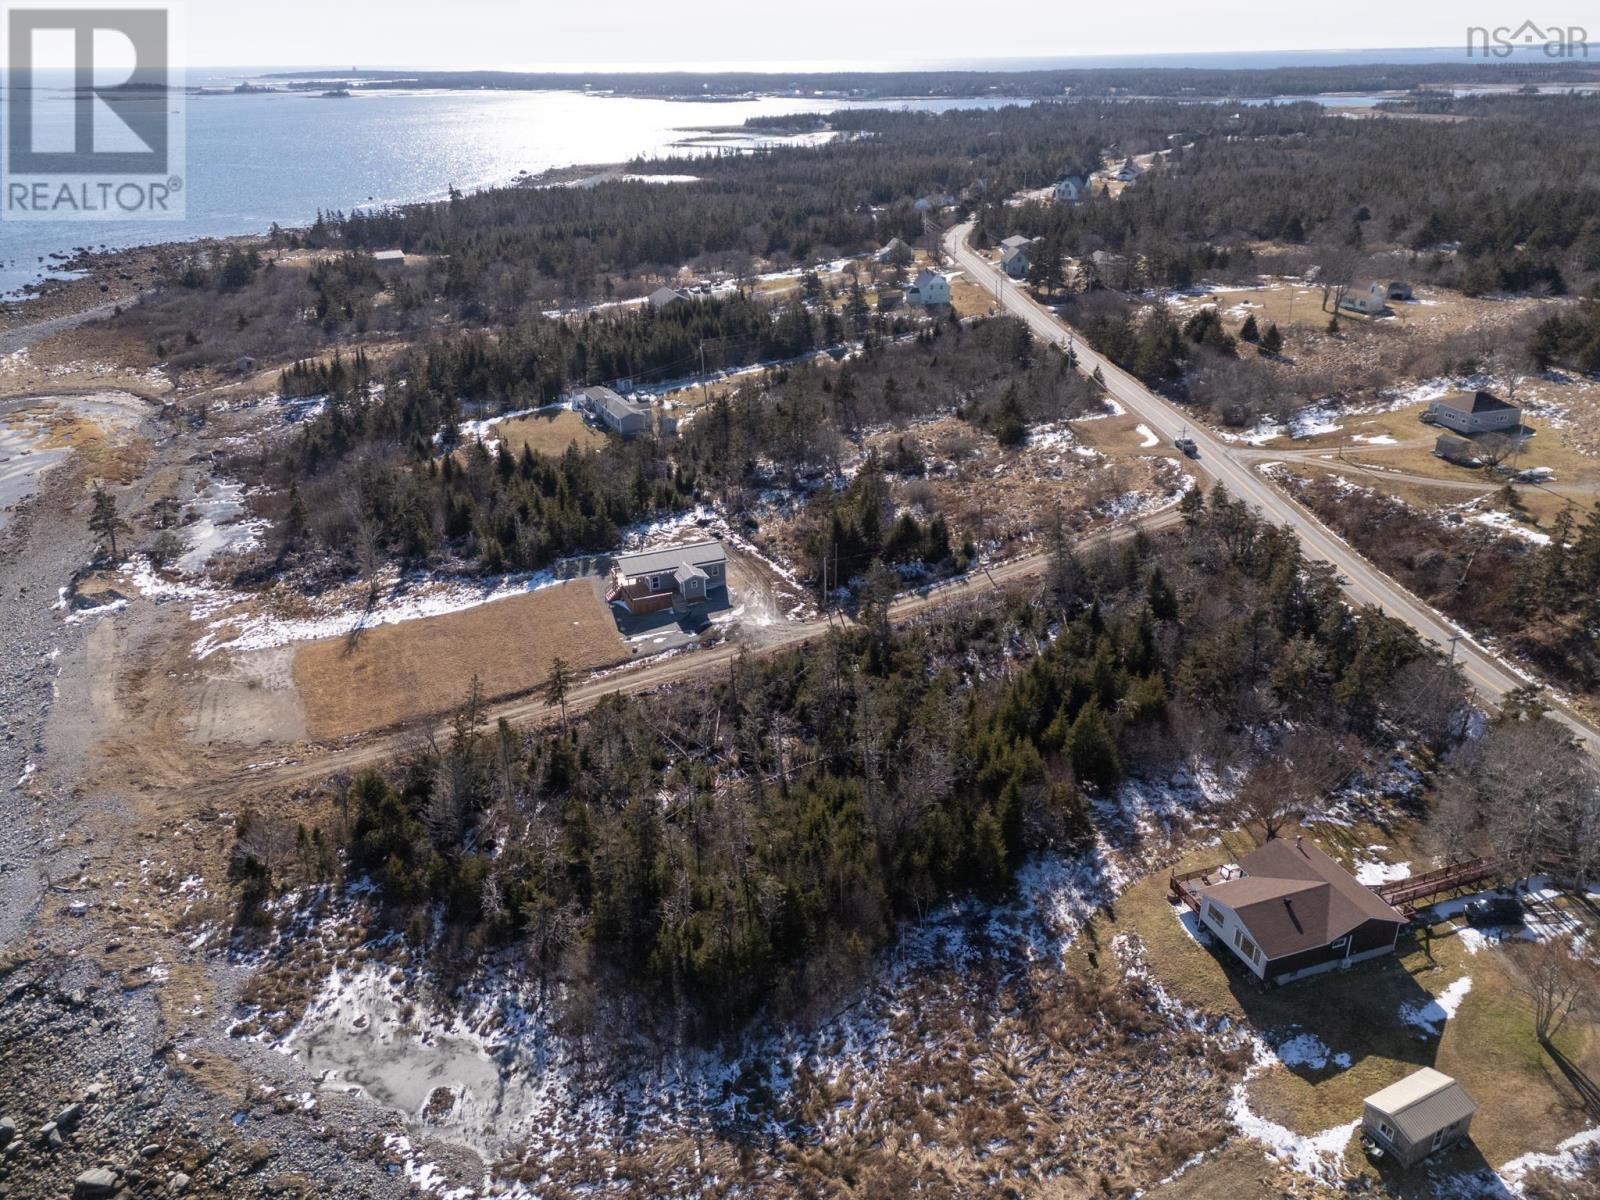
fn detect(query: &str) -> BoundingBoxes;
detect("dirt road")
[204,510,1182,797]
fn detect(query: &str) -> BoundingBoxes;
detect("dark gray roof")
[614,539,726,579]
[1435,390,1517,415]
[1200,838,1404,961]
[1366,1069,1477,1143]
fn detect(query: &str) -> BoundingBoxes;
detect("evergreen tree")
[88,486,129,560]
[1066,700,1121,791]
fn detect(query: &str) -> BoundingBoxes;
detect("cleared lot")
[494,409,609,457]
[293,578,627,740]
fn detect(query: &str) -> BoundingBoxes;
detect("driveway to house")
[946,221,1600,757]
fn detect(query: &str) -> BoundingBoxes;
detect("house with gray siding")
[608,540,728,615]
[1363,1069,1476,1166]
[579,386,650,438]
[1425,390,1521,436]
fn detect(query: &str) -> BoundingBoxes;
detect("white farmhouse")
[906,267,951,306]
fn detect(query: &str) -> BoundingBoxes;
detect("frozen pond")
[178,477,267,573]
[0,421,69,532]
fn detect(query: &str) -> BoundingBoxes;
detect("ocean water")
[0,86,1023,297]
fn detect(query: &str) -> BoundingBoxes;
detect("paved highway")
[946,222,1600,756]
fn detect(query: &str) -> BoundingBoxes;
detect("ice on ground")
[1352,433,1397,446]
[618,173,700,184]
[382,1133,477,1200]
[274,835,1146,1173]
[176,477,269,573]
[448,399,576,449]
[1135,423,1159,448]
[1399,975,1472,1037]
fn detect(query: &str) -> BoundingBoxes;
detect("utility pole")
[1447,634,1463,666]
[699,341,708,409]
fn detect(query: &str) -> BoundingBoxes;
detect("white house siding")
[1201,899,1267,980]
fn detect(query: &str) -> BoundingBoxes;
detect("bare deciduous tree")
[1508,936,1599,1044]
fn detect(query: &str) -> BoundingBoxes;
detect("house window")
[1431,1128,1445,1151]
[1378,1121,1394,1142]
[1233,930,1259,962]
[1331,935,1350,952]
[1205,903,1225,929]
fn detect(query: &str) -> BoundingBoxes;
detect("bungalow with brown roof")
[1194,836,1407,985]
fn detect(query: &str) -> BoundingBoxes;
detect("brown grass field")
[293,579,626,740]
[494,409,608,457]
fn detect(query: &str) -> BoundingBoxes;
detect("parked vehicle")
[1175,436,1199,458]
[1464,895,1524,926]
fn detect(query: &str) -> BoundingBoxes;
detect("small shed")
[1434,433,1477,465]
[1363,1069,1476,1166]
[372,249,406,268]
[1386,280,1414,301]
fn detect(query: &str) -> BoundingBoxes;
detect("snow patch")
[1398,975,1472,1037]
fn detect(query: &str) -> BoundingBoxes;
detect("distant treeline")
[984,93,1600,295]
[256,61,1593,99]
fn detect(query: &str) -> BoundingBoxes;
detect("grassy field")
[1096,830,1600,1196]
[293,579,627,740]
[493,409,609,457]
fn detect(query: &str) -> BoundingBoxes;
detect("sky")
[150,0,1590,69]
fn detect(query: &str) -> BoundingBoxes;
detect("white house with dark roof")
[1001,244,1031,279]
[1341,282,1398,317]
[906,267,951,306]
[1054,175,1087,203]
